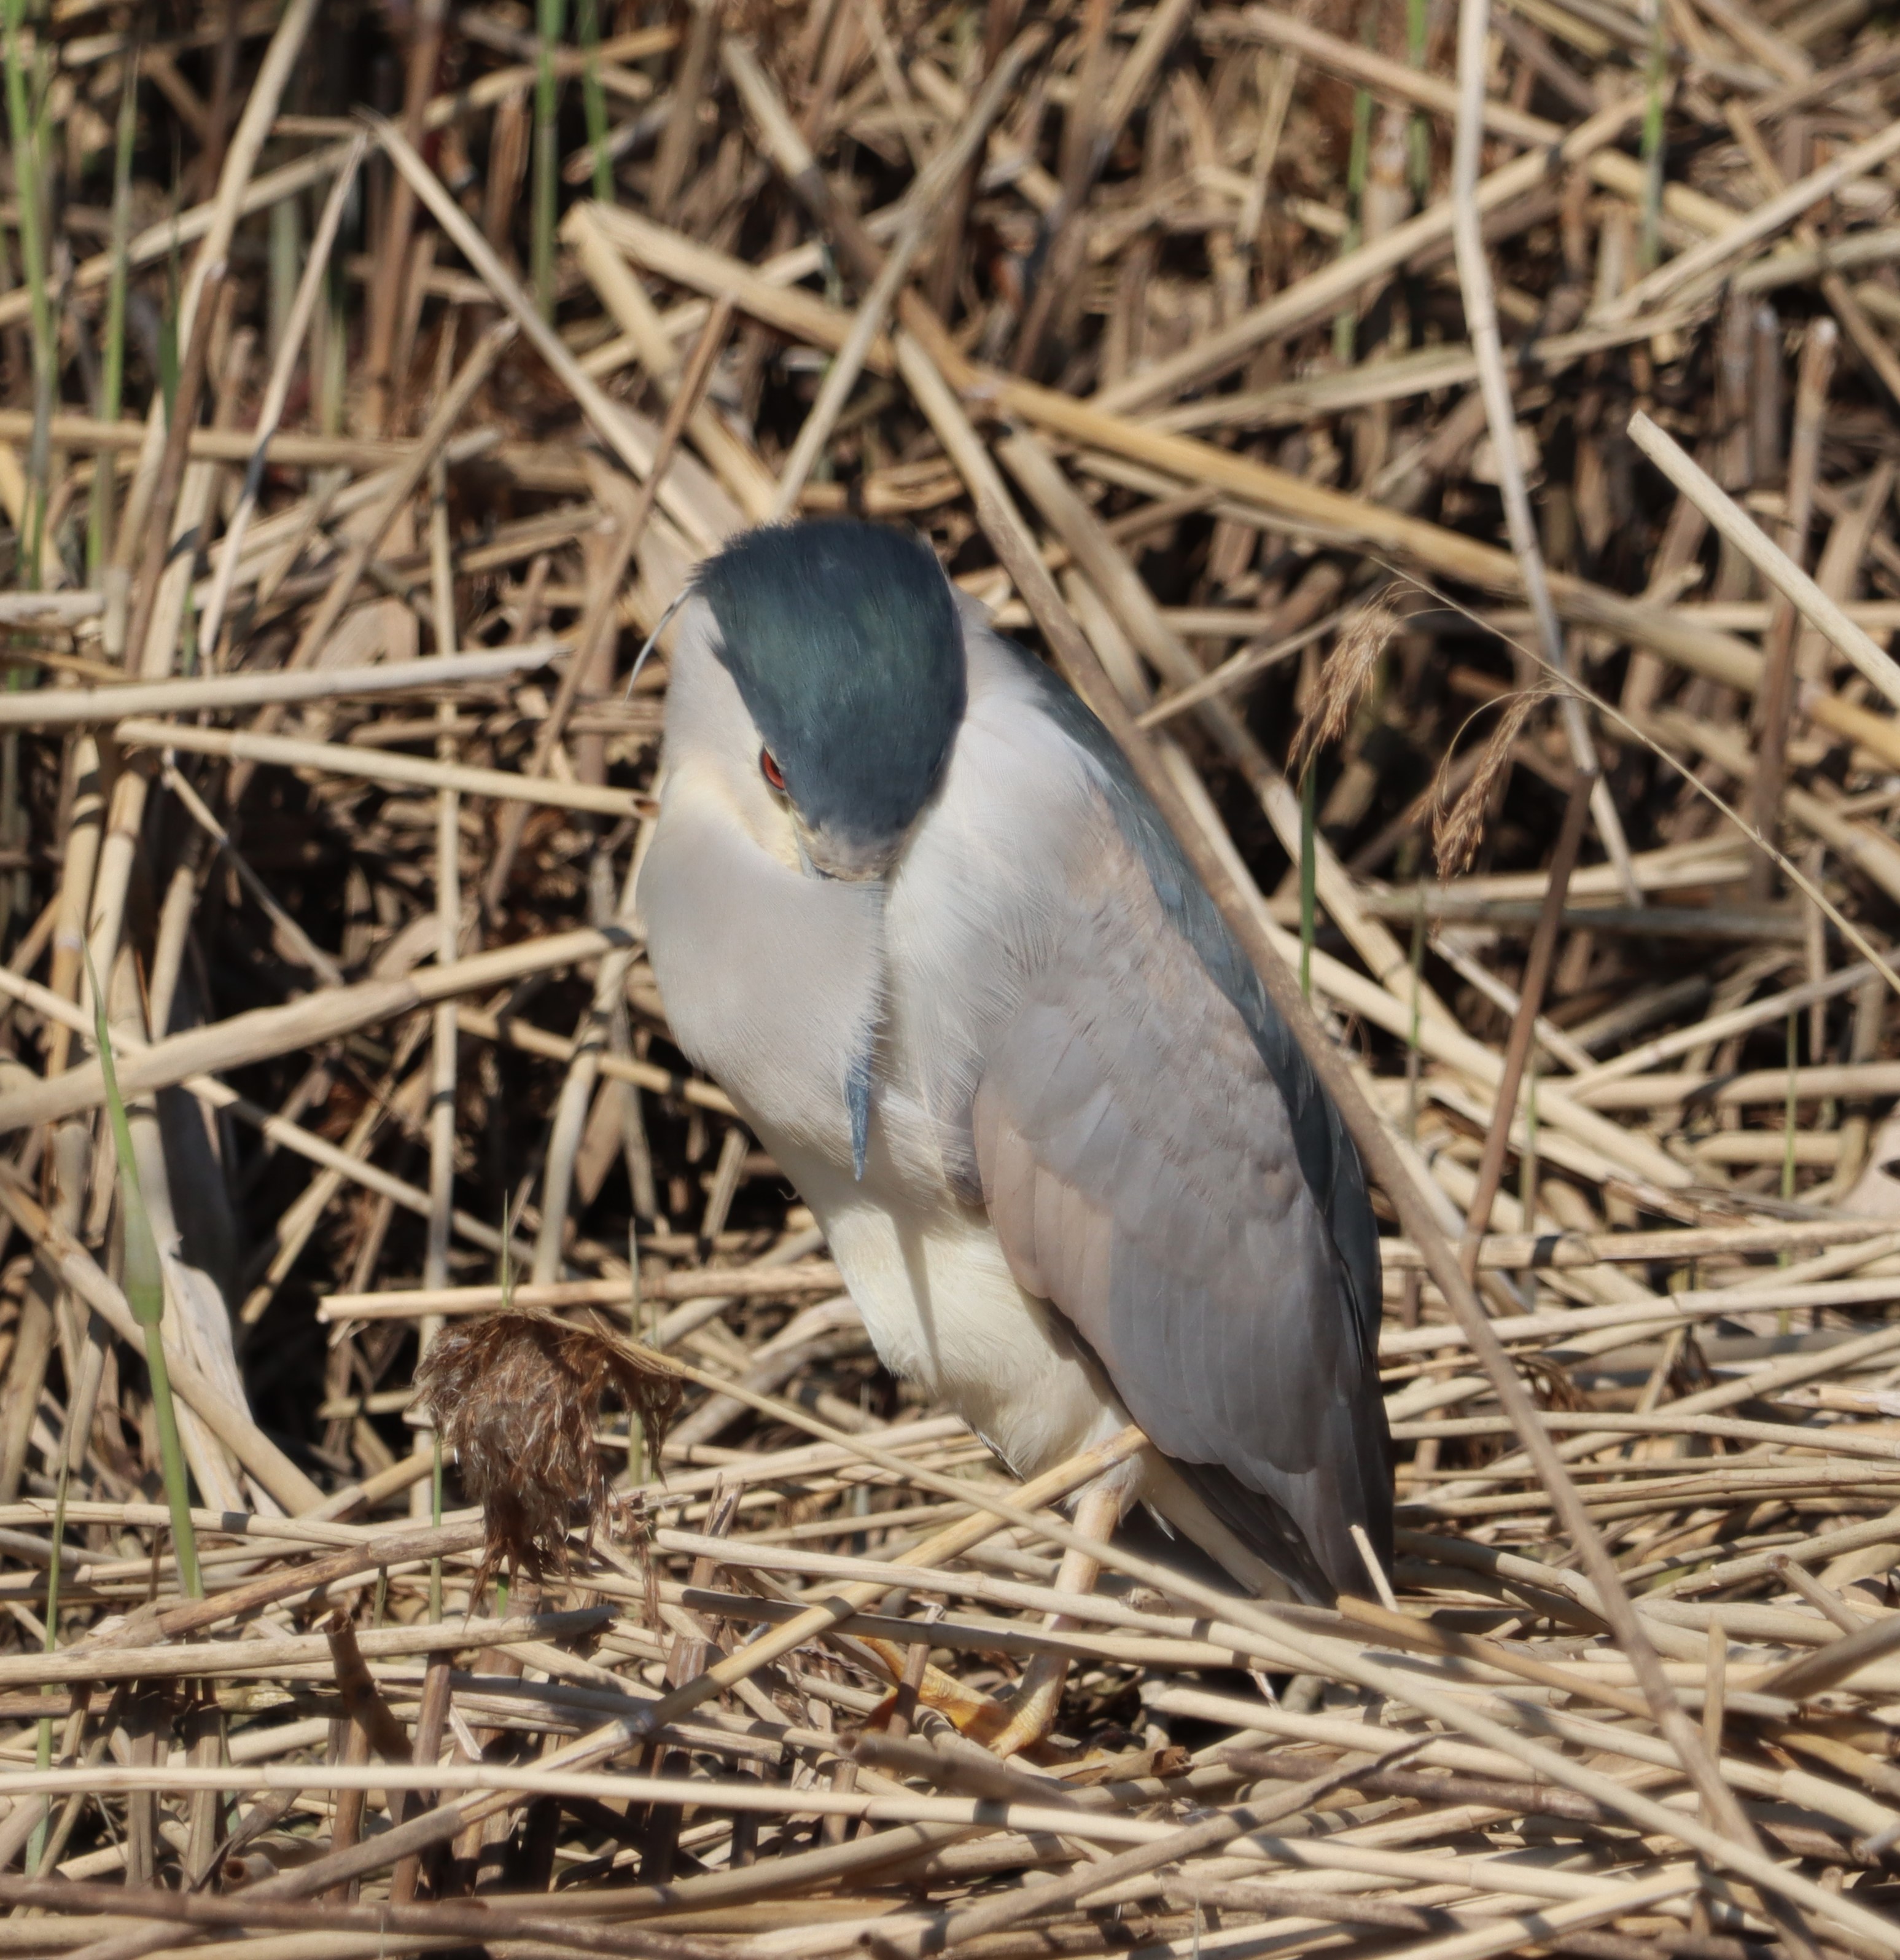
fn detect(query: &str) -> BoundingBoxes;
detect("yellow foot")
[859,1636,1025,1749]
[987,1660,1070,1759]
[988,1478,1130,1759]
[862,1477,1131,1761]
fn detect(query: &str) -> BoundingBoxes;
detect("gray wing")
[968,710,1388,1603]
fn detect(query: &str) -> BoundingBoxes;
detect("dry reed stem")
[1629,409,1900,711]
[0,644,556,727]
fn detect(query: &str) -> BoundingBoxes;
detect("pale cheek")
[669,753,804,875]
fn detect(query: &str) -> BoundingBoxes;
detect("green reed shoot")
[160,227,181,419]
[1639,0,1665,271]
[1783,1007,1799,1209]
[4,0,52,587]
[90,52,139,578]
[1520,1055,1540,1224]
[1299,762,1317,1001]
[579,0,613,204]
[1332,82,1372,362]
[1406,892,1425,1139]
[430,1428,444,1622]
[0,1,45,948]
[1781,1008,1798,1323]
[28,1383,80,1875]
[88,952,201,1600]
[1406,0,1430,207]
[534,0,569,319]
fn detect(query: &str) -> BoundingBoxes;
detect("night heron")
[640,519,1391,1751]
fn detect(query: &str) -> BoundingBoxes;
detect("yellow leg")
[989,1480,1127,1759]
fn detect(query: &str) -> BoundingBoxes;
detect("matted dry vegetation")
[2,1,1900,1956]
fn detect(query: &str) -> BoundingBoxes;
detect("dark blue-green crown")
[696,521,965,848]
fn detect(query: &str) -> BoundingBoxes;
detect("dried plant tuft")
[415,1311,682,1593]
[1517,1353,1590,1413]
[1289,591,1403,778]
[1431,691,1546,880]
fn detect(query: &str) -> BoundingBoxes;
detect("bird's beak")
[796,823,899,883]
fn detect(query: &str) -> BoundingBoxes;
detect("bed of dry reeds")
[2,2,1900,1956]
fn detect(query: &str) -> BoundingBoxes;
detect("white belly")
[785,1152,1291,1595]
[779,1147,1127,1481]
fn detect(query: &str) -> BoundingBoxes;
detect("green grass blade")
[89,50,138,580]
[1331,83,1372,362]
[4,0,53,588]
[1406,0,1430,206]
[430,1428,443,1622]
[1520,1055,1540,1222]
[88,953,201,1599]
[26,1425,76,1874]
[1639,0,1665,272]
[579,0,613,204]
[1406,893,1425,1140]
[1299,763,1317,1001]
[1783,1007,1799,1208]
[160,236,181,420]
[534,0,569,319]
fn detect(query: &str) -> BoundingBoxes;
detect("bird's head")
[672,520,967,881]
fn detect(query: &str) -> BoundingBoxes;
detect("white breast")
[771,1146,1130,1477]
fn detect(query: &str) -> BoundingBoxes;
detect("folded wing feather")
[968,825,1388,1602]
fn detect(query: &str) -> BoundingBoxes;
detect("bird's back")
[882,623,1391,1601]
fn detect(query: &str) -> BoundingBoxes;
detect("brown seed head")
[415,1311,682,1594]
[1289,592,1403,778]
[1432,690,1544,880]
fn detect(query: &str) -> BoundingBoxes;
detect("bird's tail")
[1137,1453,1312,1603]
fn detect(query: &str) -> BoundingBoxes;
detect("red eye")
[760,748,785,791]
